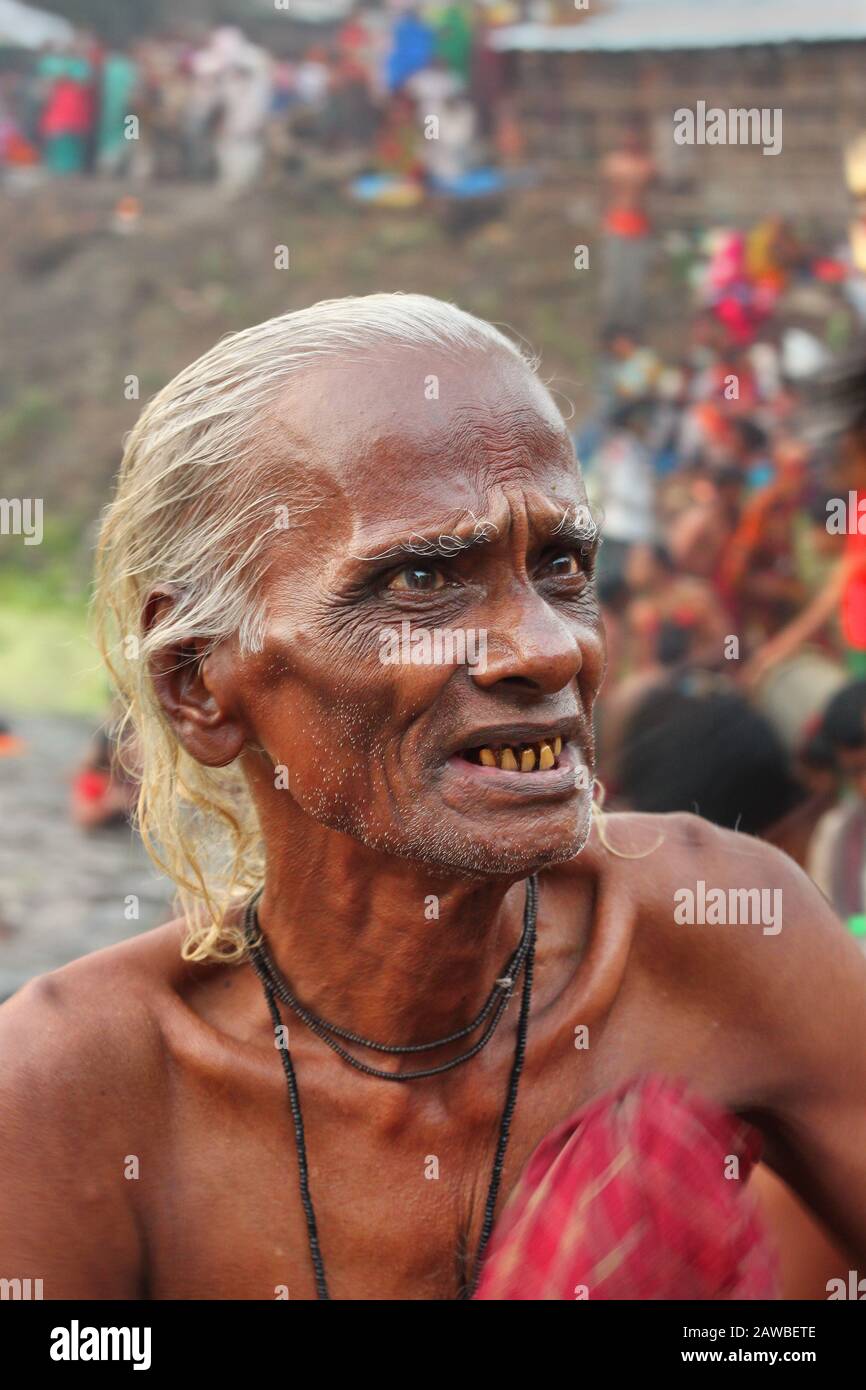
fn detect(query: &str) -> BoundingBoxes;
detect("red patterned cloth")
[473,1076,778,1300]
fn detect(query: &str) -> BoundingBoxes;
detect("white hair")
[93,293,539,961]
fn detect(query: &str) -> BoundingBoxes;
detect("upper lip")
[446,719,582,757]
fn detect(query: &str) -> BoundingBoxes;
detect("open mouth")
[455,736,565,774]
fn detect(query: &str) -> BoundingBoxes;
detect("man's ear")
[143,589,248,768]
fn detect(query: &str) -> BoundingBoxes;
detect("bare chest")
[138,1031,612,1300]
[137,951,745,1299]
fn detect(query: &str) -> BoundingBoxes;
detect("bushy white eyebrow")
[351,503,600,564]
[551,503,601,547]
[351,511,499,562]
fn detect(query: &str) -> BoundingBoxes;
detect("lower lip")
[442,743,588,803]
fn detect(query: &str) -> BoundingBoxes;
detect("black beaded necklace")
[244,875,538,1300]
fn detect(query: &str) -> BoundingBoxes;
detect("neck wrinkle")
[254,843,530,1050]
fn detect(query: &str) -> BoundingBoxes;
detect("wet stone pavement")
[0,715,175,1001]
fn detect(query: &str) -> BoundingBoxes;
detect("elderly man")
[1,294,864,1301]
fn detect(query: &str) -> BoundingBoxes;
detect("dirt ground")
[0,174,615,529]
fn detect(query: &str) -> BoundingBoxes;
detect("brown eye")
[388,565,446,592]
[543,552,581,578]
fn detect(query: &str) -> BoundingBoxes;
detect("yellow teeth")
[538,743,555,770]
[473,739,565,772]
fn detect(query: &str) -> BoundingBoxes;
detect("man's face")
[228,348,605,877]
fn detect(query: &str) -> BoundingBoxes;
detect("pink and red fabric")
[473,1076,777,1300]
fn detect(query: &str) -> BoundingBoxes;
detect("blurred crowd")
[0,6,524,199]
[585,200,866,941]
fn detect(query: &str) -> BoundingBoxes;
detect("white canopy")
[492,0,866,52]
[279,0,354,22]
[0,0,74,49]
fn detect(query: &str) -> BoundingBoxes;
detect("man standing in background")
[600,121,657,331]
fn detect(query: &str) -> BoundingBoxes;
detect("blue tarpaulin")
[386,14,436,91]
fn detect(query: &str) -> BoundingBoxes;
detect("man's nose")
[470,596,584,695]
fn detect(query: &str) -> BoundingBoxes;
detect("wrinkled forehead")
[265,348,581,540]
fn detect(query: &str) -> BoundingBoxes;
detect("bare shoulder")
[0,918,205,1174]
[575,807,857,961]
[0,919,189,1090]
[0,921,196,1296]
[557,811,866,1100]
[556,806,834,904]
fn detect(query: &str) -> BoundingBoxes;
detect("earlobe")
[143,590,248,768]
[149,644,247,768]
[180,715,248,769]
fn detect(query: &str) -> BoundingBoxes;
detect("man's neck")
[254,832,529,1051]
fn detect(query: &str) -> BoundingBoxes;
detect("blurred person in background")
[132,37,191,181]
[70,708,140,833]
[721,436,809,645]
[746,348,866,682]
[420,89,477,189]
[598,324,661,415]
[182,36,222,181]
[666,463,744,585]
[622,543,729,674]
[615,677,806,842]
[36,41,94,175]
[807,680,866,936]
[209,29,272,197]
[0,720,25,758]
[589,400,657,583]
[376,89,422,180]
[405,54,463,124]
[599,121,657,333]
[96,48,139,176]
